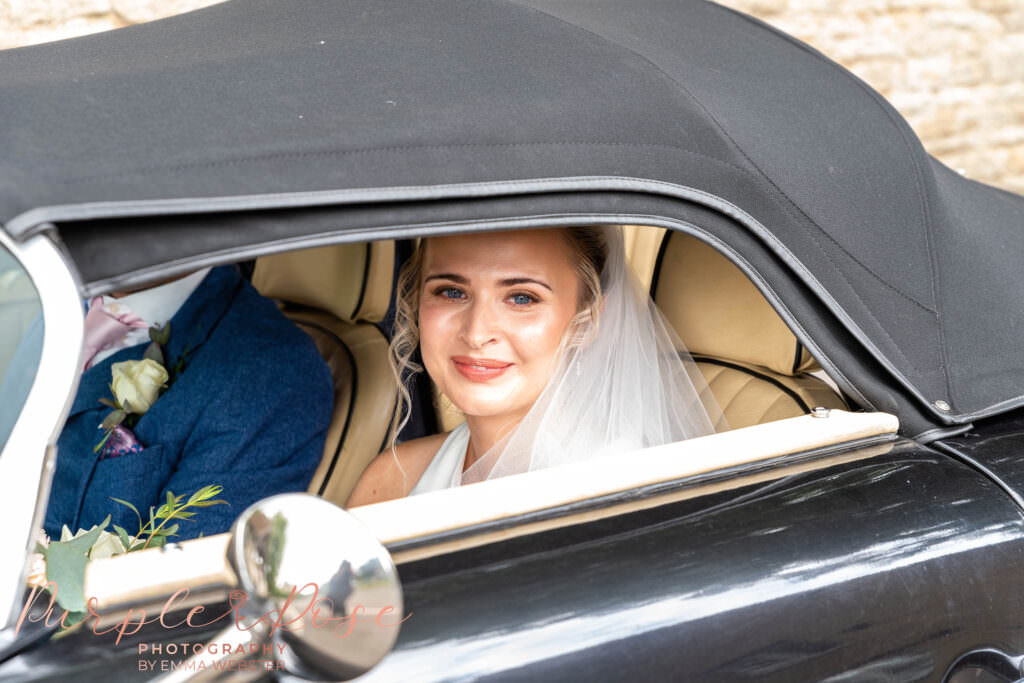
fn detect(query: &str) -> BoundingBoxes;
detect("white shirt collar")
[102,268,211,328]
[89,268,211,366]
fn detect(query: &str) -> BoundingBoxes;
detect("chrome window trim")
[0,230,83,630]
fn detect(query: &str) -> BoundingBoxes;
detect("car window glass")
[0,245,44,452]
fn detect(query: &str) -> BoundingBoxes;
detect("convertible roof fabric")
[0,0,1021,422]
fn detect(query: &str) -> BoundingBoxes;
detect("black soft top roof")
[1,0,1021,424]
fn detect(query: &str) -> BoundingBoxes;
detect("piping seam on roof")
[22,142,938,321]
[64,199,1024,424]
[15,171,929,380]
[721,3,955,406]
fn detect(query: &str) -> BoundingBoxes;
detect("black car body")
[0,1,1022,681]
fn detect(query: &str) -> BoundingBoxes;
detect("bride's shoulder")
[345,432,451,507]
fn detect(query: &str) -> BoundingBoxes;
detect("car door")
[357,430,1024,682]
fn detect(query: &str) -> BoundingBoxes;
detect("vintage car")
[1,0,1023,680]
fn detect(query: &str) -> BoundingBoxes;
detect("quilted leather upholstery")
[253,242,396,506]
[636,226,849,429]
[694,356,846,431]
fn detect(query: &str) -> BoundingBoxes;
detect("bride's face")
[419,229,581,425]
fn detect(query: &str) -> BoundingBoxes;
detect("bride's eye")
[434,286,465,300]
[508,292,538,306]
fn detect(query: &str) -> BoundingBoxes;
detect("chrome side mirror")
[159,494,403,681]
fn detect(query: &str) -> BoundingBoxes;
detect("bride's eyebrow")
[424,273,467,284]
[423,274,552,292]
[499,277,552,292]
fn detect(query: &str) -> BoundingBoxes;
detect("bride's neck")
[463,412,525,470]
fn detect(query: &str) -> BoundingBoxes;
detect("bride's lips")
[452,356,513,382]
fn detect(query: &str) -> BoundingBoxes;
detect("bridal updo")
[387,227,610,447]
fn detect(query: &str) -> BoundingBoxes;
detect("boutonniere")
[94,322,176,455]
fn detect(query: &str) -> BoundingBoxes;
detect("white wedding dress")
[408,422,470,494]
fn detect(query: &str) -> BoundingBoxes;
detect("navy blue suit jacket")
[44,266,333,541]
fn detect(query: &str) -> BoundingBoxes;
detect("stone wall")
[1,0,1021,193]
[720,0,1024,193]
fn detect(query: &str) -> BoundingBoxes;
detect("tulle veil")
[459,225,723,484]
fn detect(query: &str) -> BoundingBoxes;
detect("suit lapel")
[162,266,241,374]
[67,267,242,419]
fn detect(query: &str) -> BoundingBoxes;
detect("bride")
[347,225,721,506]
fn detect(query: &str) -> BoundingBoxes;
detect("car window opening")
[248,224,859,513]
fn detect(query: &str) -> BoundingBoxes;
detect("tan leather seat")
[252,242,396,506]
[643,227,848,429]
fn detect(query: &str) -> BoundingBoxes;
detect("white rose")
[110,359,168,414]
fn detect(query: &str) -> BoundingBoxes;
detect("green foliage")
[38,485,227,629]
[117,484,227,552]
[40,518,109,613]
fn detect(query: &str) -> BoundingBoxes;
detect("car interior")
[0,224,852,514]
[249,224,850,510]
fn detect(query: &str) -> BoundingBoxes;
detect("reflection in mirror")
[0,246,43,452]
[228,494,404,681]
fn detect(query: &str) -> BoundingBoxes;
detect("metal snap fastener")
[810,406,830,418]
[933,400,951,412]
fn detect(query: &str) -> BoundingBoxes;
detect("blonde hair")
[386,227,610,451]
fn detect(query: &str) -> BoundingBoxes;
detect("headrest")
[252,241,395,323]
[652,231,817,376]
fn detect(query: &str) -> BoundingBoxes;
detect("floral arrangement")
[28,320,226,627]
[30,485,226,619]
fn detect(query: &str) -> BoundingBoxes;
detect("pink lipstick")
[452,356,512,382]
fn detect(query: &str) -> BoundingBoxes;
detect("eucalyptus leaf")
[110,497,142,529]
[41,525,105,612]
[188,500,229,508]
[112,524,133,551]
[188,485,224,505]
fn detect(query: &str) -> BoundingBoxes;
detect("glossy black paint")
[940,408,1024,511]
[6,439,1024,682]
[361,439,1024,682]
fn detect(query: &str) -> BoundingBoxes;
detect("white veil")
[460,226,723,484]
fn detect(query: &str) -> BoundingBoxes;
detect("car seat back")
[252,242,396,506]
[642,227,847,429]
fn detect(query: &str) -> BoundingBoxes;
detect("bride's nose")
[459,299,499,348]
